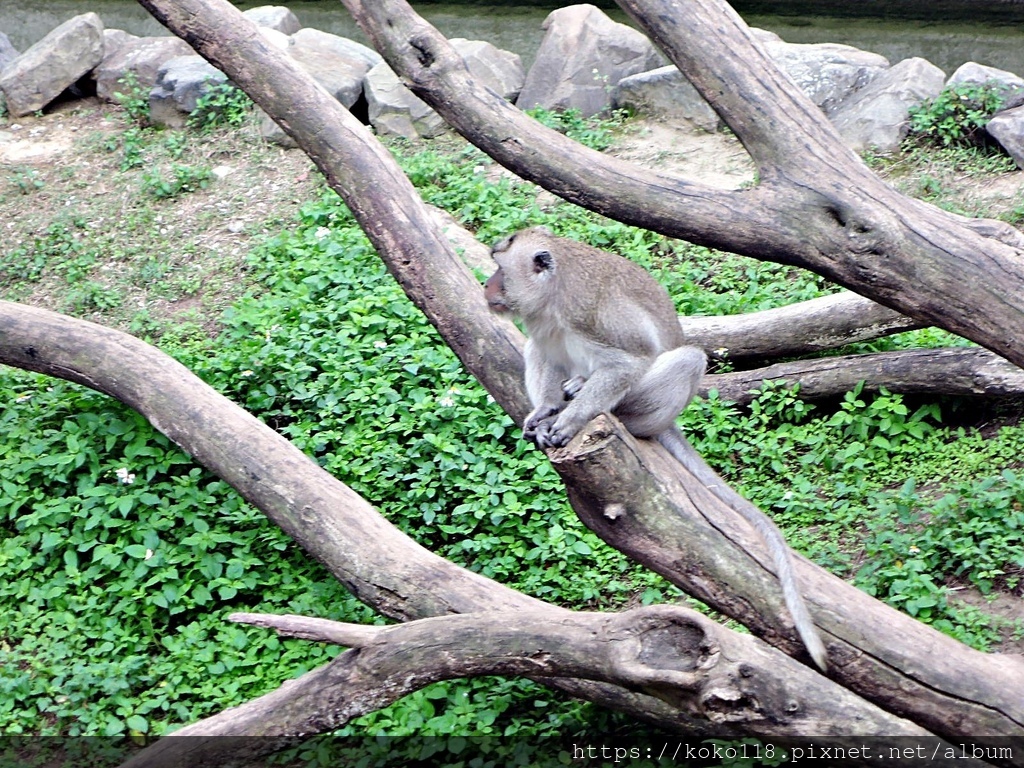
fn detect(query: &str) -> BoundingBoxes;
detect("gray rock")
[516,4,663,118]
[149,55,227,129]
[288,30,375,107]
[260,30,378,146]
[243,6,301,35]
[95,34,194,102]
[762,40,890,116]
[365,62,446,139]
[948,61,1024,90]
[985,104,1024,168]
[612,66,721,132]
[290,28,382,70]
[948,61,1024,110]
[0,31,19,70]
[831,57,946,153]
[0,12,104,116]
[258,27,291,52]
[450,38,524,102]
[366,38,523,139]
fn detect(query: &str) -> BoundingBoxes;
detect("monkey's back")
[557,240,685,355]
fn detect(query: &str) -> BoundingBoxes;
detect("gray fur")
[486,227,828,671]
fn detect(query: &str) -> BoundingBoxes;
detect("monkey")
[484,226,828,671]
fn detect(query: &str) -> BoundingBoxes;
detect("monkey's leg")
[615,346,707,438]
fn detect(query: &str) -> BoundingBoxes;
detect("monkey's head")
[484,227,557,319]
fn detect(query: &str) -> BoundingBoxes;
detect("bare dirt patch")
[609,120,756,189]
[0,99,322,333]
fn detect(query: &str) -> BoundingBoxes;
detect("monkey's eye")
[532,250,553,273]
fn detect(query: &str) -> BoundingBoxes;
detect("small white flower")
[439,387,460,407]
[15,393,32,403]
[115,467,136,485]
[240,370,255,377]
[315,226,331,240]
[908,545,921,555]
[714,347,729,357]
[145,548,154,560]
[373,340,388,349]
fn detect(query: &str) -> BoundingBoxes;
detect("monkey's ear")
[532,250,553,273]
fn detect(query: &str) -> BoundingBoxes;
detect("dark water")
[2,1,1024,77]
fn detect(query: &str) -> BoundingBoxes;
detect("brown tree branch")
[553,416,1024,742]
[702,347,1024,404]
[122,607,941,767]
[343,0,1024,371]
[682,292,921,361]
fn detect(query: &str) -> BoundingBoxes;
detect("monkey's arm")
[523,338,570,440]
[537,350,646,448]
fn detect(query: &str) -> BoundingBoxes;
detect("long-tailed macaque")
[485,226,827,671]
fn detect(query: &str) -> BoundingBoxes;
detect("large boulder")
[288,29,379,106]
[451,38,524,102]
[516,4,663,117]
[0,31,19,70]
[242,5,301,35]
[366,38,523,139]
[94,34,194,102]
[985,105,1024,168]
[365,62,446,139]
[149,55,227,128]
[762,40,890,116]
[0,13,104,116]
[612,66,721,132]
[948,61,1024,110]
[260,30,380,146]
[830,57,946,153]
[290,28,382,70]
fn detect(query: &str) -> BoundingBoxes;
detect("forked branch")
[343,0,1024,369]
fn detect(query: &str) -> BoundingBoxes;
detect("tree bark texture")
[703,347,1024,404]
[681,292,922,360]
[122,606,955,768]
[344,0,1024,372]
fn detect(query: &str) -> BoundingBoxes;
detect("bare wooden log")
[122,608,940,767]
[702,347,1024,404]
[682,292,921,360]
[343,0,1024,371]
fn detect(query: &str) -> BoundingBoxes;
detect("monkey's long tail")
[657,428,829,672]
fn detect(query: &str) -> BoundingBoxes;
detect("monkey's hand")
[561,376,586,401]
[534,419,571,448]
[523,404,561,442]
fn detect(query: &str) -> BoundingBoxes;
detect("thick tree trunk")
[344,0,1024,371]
[122,607,939,768]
